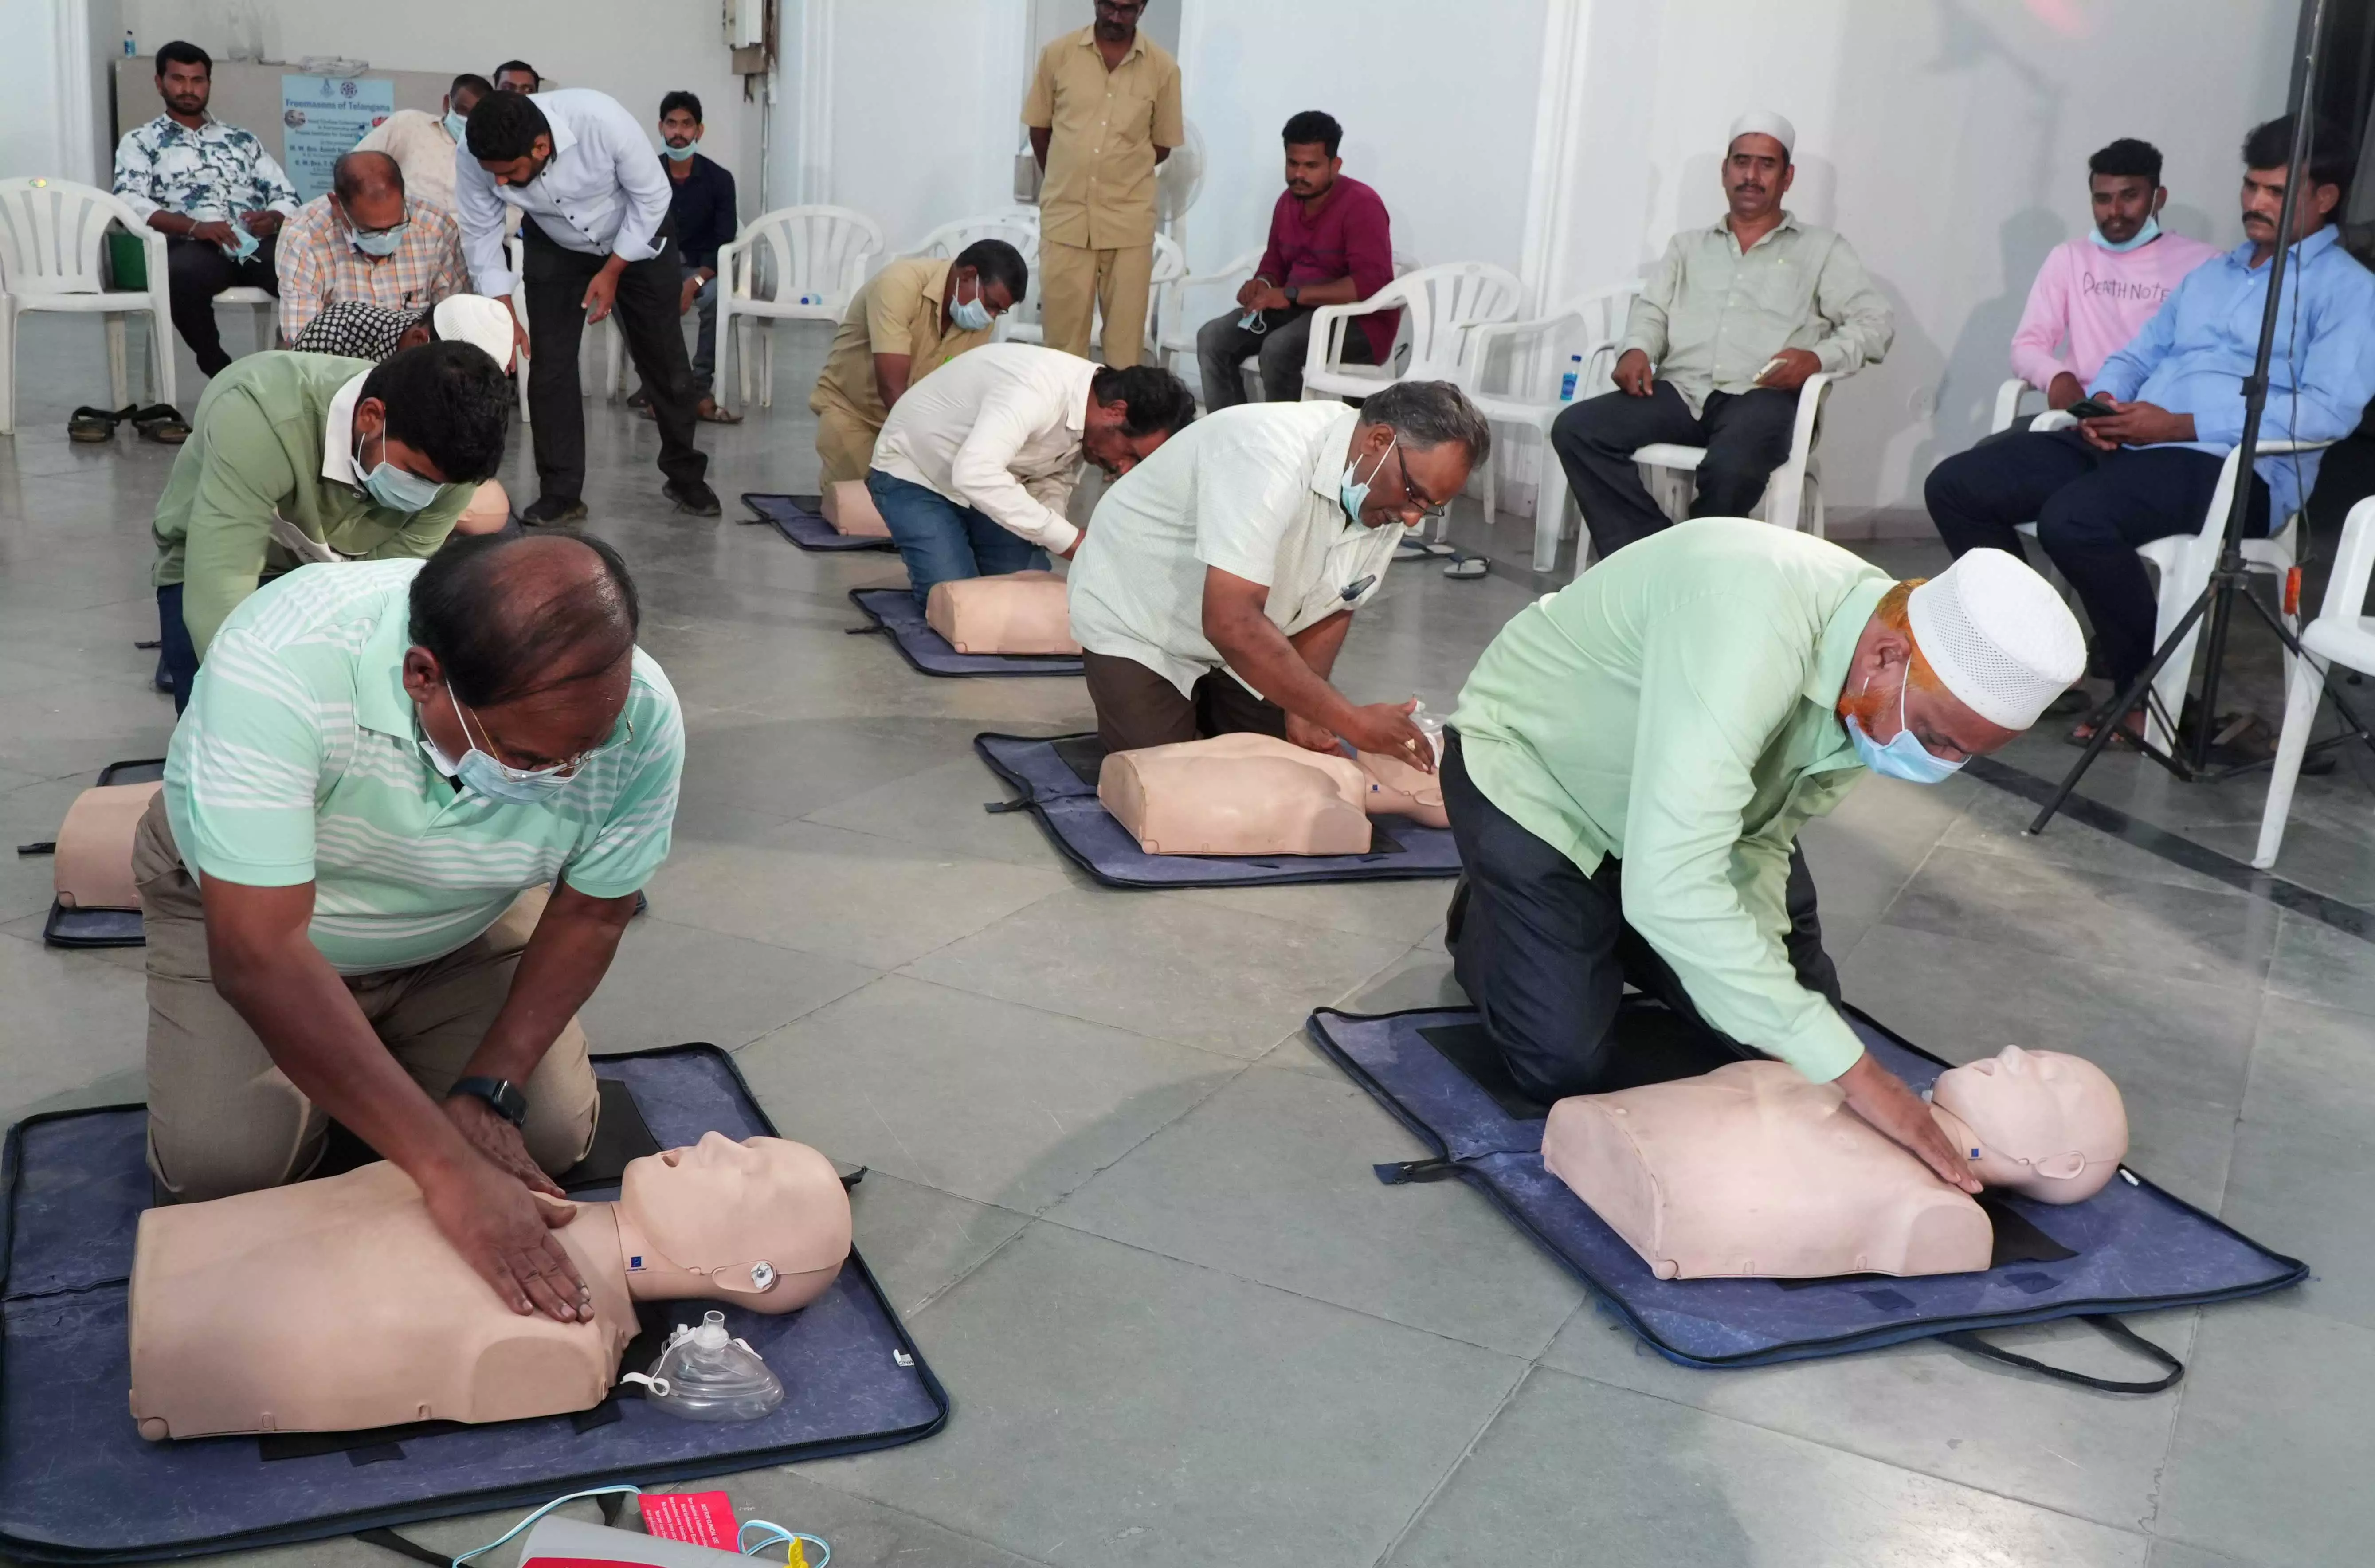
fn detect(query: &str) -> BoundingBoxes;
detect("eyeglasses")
[455,692,635,779]
[1392,447,1449,521]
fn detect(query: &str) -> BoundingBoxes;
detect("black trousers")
[521,218,707,503]
[1194,304,1376,408]
[1081,651,1288,755]
[1924,428,2269,690]
[165,234,279,378]
[1549,381,1799,558]
[1439,732,1840,1102]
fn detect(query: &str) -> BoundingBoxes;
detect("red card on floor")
[638,1490,738,1548]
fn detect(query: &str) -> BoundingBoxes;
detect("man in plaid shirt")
[275,151,468,344]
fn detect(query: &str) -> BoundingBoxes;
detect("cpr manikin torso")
[925,570,1082,655]
[822,480,890,538]
[1098,733,1447,855]
[1540,1046,2127,1280]
[126,1133,850,1440]
[54,781,161,911]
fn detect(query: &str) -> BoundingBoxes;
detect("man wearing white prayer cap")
[1548,110,1894,561]
[1441,520,2083,1191]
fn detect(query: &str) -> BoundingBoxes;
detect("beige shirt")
[353,109,459,215]
[1022,26,1184,250]
[1068,403,1401,698]
[808,257,997,430]
[1619,212,1894,415]
[870,342,1097,554]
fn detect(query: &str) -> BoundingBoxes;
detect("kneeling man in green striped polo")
[136,534,683,1325]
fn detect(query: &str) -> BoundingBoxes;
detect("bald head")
[333,149,403,204]
[408,533,641,709]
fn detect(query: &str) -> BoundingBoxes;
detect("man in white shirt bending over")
[868,343,1195,606]
[455,88,719,525]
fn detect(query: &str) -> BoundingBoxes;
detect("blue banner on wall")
[280,75,397,203]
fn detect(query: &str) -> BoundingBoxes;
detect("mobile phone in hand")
[2065,396,2116,420]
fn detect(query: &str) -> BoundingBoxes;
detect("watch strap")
[449,1075,529,1129]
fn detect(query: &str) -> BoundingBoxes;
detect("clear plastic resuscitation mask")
[419,682,580,806]
[351,426,443,514]
[948,274,993,333]
[1845,667,1966,785]
[616,1310,784,1423]
[1340,434,1397,523]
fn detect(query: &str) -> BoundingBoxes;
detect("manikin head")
[1929,1046,2128,1204]
[615,1133,851,1314]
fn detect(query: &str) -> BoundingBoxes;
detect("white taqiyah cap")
[1907,549,2087,730]
[431,294,515,369]
[1727,110,1797,159]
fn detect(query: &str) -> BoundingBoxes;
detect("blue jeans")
[866,469,1050,609]
[157,583,199,716]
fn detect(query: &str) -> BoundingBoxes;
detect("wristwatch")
[449,1076,529,1129]
[1284,284,1301,306]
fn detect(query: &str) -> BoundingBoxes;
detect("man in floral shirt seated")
[114,39,300,378]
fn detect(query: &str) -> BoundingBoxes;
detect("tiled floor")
[3,312,2372,1567]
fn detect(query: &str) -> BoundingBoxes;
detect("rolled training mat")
[975,731,1462,889]
[0,1044,947,1564]
[1306,1001,2305,1381]
[849,588,1083,678]
[739,492,897,552]
[40,758,166,950]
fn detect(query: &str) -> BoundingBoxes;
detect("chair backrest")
[1375,262,1525,380]
[0,178,146,300]
[908,210,1043,336]
[733,204,887,309]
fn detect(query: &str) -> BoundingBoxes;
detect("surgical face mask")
[347,220,407,258]
[663,139,698,163]
[2091,214,2160,253]
[352,425,443,514]
[1340,434,1397,523]
[219,222,258,261]
[443,109,468,144]
[948,274,993,333]
[419,682,578,805]
[1845,667,1966,785]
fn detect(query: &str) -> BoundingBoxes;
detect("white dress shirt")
[869,343,1097,554]
[454,88,672,297]
[1067,402,1400,696]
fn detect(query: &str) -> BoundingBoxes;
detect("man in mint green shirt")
[150,341,512,713]
[135,535,682,1325]
[1445,521,2082,1188]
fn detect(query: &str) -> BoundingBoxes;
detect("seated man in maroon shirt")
[1195,110,1398,408]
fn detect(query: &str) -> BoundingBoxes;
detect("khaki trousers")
[133,792,599,1202]
[813,401,882,488]
[1039,239,1155,366]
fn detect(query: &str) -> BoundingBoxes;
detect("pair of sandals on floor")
[69,403,188,445]
[2059,685,2322,771]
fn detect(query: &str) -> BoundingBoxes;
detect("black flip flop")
[129,404,191,444]
[68,405,131,443]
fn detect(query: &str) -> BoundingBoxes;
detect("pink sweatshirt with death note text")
[2010,232,2222,390]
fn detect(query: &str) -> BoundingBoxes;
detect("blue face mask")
[352,426,443,514]
[948,274,993,333]
[443,109,468,144]
[663,140,698,163]
[1340,434,1397,523]
[1846,668,1966,785]
[419,683,579,805]
[219,222,258,261]
[348,220,407,258]
[2091,214,2161,253]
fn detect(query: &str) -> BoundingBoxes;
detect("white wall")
[1546,0,2296,517]
[0,0,70,182]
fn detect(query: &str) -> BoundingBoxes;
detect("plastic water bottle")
[1559,354,1582,401]
[124,29,137,56]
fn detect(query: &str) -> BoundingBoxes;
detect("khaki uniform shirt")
[808,257,996,430]
[1023,26,1184,250]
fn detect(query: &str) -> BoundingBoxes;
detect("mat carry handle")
[1375,1156,1463,1185]
[1939,1313,2183,1393]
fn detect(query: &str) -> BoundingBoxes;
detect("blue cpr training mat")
[976,731,1462,888]
[1307,1003,2306,1381]
[740,491,896,552]
[850,588,1084,677]
[40,758,164,950]
[0,1044,947,1564]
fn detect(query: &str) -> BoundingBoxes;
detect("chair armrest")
[718,238,751,299]
[2032,410,2077,433]
[1788,372,1835,461]
[2319,494,2375,622]
[1991,378,2035,434]
[1301,295,1377,382]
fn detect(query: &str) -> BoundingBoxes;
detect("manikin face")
[1930,1045,2128,1204]
[618,1133,846,1309]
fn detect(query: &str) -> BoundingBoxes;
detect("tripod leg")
[2027,585,2216,835]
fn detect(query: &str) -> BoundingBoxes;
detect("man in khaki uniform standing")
[1023,0,1183,367]
[810,239,1028,486]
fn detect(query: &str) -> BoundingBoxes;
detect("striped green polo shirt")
[163,559,684,975]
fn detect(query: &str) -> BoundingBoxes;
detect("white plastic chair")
[1156,245,1262,392]
[213,285,277,354]
[1633,373,1836,542]
[2255,493,2375,867]
[2022,409,2326,751]
[1096,231,1186,363]
[715,205,886,413]
[907,211,1042,341]
[0,177,175,432]
[1463,282,1640,570]
[1993,376,2044,434]
[1301,261,1525,405]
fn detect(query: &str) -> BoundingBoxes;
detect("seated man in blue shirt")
[1926,116,2375,743]
[628,91,740,424]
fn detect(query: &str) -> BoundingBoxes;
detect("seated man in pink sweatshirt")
[2007,138,2219,420]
